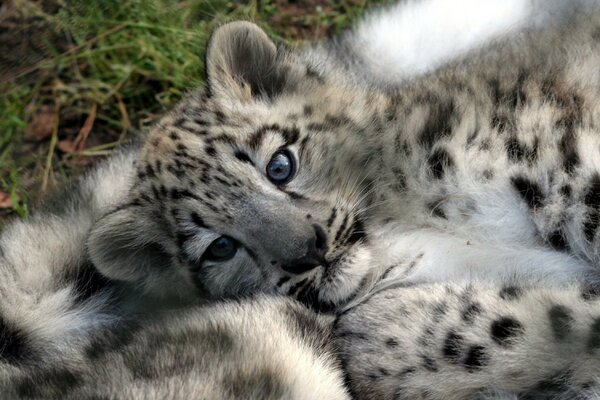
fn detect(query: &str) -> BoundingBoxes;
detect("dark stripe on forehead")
[234,150,254,166]
[248,124,280,150]
[205,133,237,145]
[281,127,300,146]
[248,123,299,150]
[191,212,209,229]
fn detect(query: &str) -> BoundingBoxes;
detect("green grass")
[0,0,389,223]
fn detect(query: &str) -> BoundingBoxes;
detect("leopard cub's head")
[88,22,381,310]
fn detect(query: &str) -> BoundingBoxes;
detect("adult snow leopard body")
[2,0,600,399]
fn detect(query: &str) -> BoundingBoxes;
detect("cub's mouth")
[276,215,369,312]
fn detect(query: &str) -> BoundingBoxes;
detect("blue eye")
[266,150,295,185]
[205,236,238,262]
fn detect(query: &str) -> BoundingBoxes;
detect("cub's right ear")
[205,21,290,101]
[87,206,171,284]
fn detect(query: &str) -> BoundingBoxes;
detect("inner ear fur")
[206,21,290,101]
[87,207,171,284]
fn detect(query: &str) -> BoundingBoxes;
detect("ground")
[0,0,389,226]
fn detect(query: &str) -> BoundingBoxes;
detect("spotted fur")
[336,283,600,400]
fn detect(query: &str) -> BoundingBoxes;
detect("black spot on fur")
[428,148,454,179]
[190,212,208,229]
[170,188,199,201]
[192,116,208,126]
[462,302,482,324]
[419,99,456,148]
[581,285,600,301]
[234,150,254,165]
[463,345,488,371]
[490,317,524,346]
[281,127,300,146]
[560,185,572,198]
[427,202,446,219]
[432,302,448,323]
[583,174,600,242]
[513,69,528,106]
[324,113,352,128]
[547,230,569,251]
[490,70,528,108]
[491,112,511,132]
[558,131,580,174]
[422,355,439,372]
[505,137,538,164]
[587,318,600,350]
[499,286,522,300]
[482,169,494,180]
[511,175,544,209]
[285,190,307,200]
[145,164,156,178]
[0,315,29,364]
[549,305,573,341]
[16,368,82,398]
[443,331,464,362]
[367,372,381,381]
[398,367,416,378]
[524,371,572,399]
[214,110,226,123]
[205,146,216,156]
[386,338,399,348]
[248,125,273,150]
[506,137,525,162]
[305,66,324,83]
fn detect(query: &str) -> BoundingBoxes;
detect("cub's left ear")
[206,21,293,101]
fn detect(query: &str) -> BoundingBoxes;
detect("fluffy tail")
[308,0,600,85]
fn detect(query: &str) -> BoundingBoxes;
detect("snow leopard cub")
[88,4,600,311]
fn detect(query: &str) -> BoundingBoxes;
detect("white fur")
[351,0,593,82]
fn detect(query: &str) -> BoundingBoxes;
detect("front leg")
[367,225,591,287]
[335,282,600,400]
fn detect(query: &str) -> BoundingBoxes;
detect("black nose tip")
[281,225,328,274]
